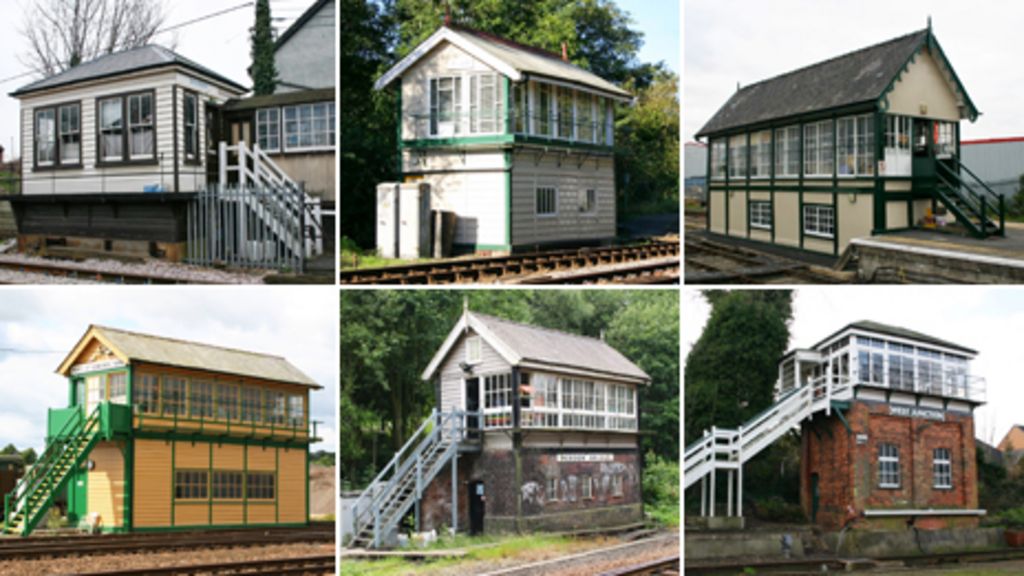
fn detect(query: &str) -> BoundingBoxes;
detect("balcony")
[403,108,614,149]
[132,407,319,443]
[855,372,986,403]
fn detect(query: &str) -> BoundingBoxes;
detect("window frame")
[750,130,771,179]
[749,200,772,230]
[804,120,834,178]
[837,113,875,177]
[803,203,835,239]
[174,469,209,500]
[211,470,244,500]
[465,336,483,364]
[710,139,727,180]
[95,90,158,166]
[246,471,276,500]
[933,447,953,489]
[282,101,336,152]
[183,89,201,165]
[878,443,901,489]
[546,477,558,501]
[728,134,747,179]
[33,101,82,170]
[469,72,501,135]
[536,186,558,217]
[429,75,462,137]
[774,125,800,177]
[579,188,597,214]
[256,107,282,153]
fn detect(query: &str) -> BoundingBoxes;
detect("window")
[430,76,461,136]
[283,102,335,150]
[128,93,155,159]
[858,337,885,384]
[537,83,553,137]
[536,187,557,215]
[99,97,124,161]
[711,140,727,180]
[611,474,624,497]
[521,373,559,427]
[135,374,160,414]
[580,189,597,213]
[933,448,952,489]
[465,336,482,364]
[935,121,956,158]
[804,120,834,176]
[878,443,900,488]
[837,114,874,176]
[728,135,747,178]
[558,87,574,140]
[578,93,594,143]
[256,108,280,152]
[750,130,771,178]
[546,477,558,501]
[918,349,943,394]
[581,475,593,499]
[35,109,55,166]
[175,470,208,499]
[775,126,800,177]
[266,390,286,425]
[470,73,499,134]
[212,471,243,499]
[247,472,275,499]
[162,377,186,416]
[598,98,612,145]
[888,342,915,391]
[750,200,772,229]
[884,115,911,176]
[288,395,305,427]
[803,204,835,238]
[59,104,81,165]
[86,375,103,408]
[76,380,85,408]
[240,386,261,423]
[512,83,527,134]
[484,374,512,409]
[108,372,128,405]
[217,384,238,421]
[190,380,214,419]
[184,91,199,162]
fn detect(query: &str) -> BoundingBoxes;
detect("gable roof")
[57,325,320,388]
[11,45,247,98]
[696,28,977,137]
[422,311,650,384]
[276,0,332,52]
[814,320,977,355]
[375,25,632,101]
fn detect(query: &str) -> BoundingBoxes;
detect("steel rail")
[597,554,680,576]
[520,260,680,284]
[66,553,336,575]
[0,259,220,285]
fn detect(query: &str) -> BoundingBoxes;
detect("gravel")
[0,253,269,285]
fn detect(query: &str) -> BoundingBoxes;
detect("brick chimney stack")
[561,42,568,62]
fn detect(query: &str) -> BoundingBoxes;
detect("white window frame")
[750,130,771,179]
[579,188,597,214]
[547,477,558,501]
[256,108,281,153]
[465,336,482,364]
[710,139,727,180]
[557,86,575,141]
[469,73,501,134]
[127,93,155,160]
[183,91,200,162]
[283,102,335,152]
[611,474,624,497]
[34,109,56,167]
[98,96,125,162]
[536,82,553,137]
[803,204,835,239]
[482,373,513,429]
[728,134,747,179]
[804,120,834,177]
[878,443,901,489]
[774,125,799,177]
[581,475,593,499]
[933,448,952,489]
[750,200,772,229]
[837,113,874,177]
[536,186,557,216]
[884,115,911,176]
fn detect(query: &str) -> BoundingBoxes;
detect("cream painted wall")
[727,191,746,236]
[774,191,799,247]
[886,48,962,122]
[838,194,874,249]
[710,191,725,233]
[886,200,909,229]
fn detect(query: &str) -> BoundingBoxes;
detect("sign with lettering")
[71,359,126,376]
[889,405,945,421]
[556,453,614,463]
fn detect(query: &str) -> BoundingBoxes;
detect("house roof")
[223,87,335,112]
[275,0,332,52]
[422,311,650,383]
[11,45,248,98]
[814,320,977,355]
[57,325,320,388]
[375,25,632,101]
[696,28,976,137]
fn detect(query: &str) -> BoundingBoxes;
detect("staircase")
[684,375,851,516]
[3,406,101,536]
[348,410,469,549]
[933,157,1005,239]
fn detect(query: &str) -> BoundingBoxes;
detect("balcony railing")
[405,109,614,147]
[515,407,637,432]
[133,405,320,442]
[776,371,986,404]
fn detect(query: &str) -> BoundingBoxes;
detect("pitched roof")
[375,25,632,101]
[275,0,332,52]
[423,311,650,383]
[58,325,320,388]
[815,320,977,355]
[11,45,247,98]
[696,28,970,137]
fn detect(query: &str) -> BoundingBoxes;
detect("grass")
[0,174,18,196]
[339,236,431,270]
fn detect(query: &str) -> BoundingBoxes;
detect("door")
[912,118,936,189]
[810,473,820,523]
[85,375,104,415]
[468,480,485,535]
[431,77,459,137]
[205,103,223,185]
[465,378,480,440]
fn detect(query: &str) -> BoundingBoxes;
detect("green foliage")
[683,291,793,445]
[250,0,278,95]
[751,495,806,523]
[311,450,335,467]
[340,290,679,488]
[642,451,679,527]
[977,448,1024,516]
[616,70,680,216]
[998,507,1024,528]
[1,443,36,464]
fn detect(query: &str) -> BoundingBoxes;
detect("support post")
[727,469,734,517]
[738,463,744,517]
[451,450,458,534]
[700,474,707,517]
[710,464,717,517]
[415,456,423,531]
[218,141,228,188]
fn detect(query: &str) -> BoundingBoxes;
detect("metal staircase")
[684,375,851,517]
[348,410,469,549]
[3,406,101,536]
[934,156,1005,239]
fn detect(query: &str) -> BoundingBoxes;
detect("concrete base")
[685,528,810,561]
[18,235,186,262]
[686,516,746,531]
[850,229,1024,283]
[825,526,1005,557]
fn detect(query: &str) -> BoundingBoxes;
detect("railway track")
[0,259,214,284]
[685,236,849,284]
[686,547,1024,575]
[339,241,680,285]
[520,259,679,284]
[0,524,334,560]
[598,554,680,575]
[69,553,335,575]
[483,533,679,576]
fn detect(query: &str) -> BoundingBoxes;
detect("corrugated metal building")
[961,137,1024,198]
[684,142,707,202]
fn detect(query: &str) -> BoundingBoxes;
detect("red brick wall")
[802,401,978,530]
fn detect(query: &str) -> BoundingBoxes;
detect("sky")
[0,0,319,159]
[0,287,338,454]
[617,0,679,74]
[685,0,1024,142]
[682,287,1024,447]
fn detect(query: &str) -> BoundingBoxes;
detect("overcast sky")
[0,0,318,158]
[0,287,337,454]
[685,0,1024,142]
[682,287,1024,447]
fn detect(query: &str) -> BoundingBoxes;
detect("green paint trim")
[275,447,280,524]
[401,134,515,149]
[925,32,980,120]
[505,150,512,245]
[798,121,805,249]
[832,116,839,256]
[396,80,403,178]
[170,440,175,527]
[208,442,213,526]
[745,131,751,239]
[514,135,614,152]
[698,101,876,140]
[706,137,713,232]
[873,111,886,232]
[133,430,305,450]
[243,444,248,525]
[125,438,133,530]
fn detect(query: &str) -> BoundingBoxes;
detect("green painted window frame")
[211,470,244,500]
[174,469,209,500]
[246,471,276,500]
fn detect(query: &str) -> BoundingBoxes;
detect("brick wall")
[802,400,978,530]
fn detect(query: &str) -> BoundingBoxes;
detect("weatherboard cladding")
[696,29,928,137]
[812,320,976,355]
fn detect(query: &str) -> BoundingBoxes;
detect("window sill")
[33,163,84,172]
[804,231,835,240]
[751,224,772,230]
[97,159,160,168]
[878,485,901,490]
[281,146,336,154]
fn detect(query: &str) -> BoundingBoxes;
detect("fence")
[186,184,307,272]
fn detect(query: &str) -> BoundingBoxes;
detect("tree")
[250,0,278,95]
[0,444,17,456]
[21,0,168,76]
[616,69,680,214]
[684,291,793,444]
[20,448,37,465]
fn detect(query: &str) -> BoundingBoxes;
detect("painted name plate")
[889,405,945,421]
[70,359,126,375]
[556,453,614,463]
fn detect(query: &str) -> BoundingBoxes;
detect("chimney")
[0,144,5,166]
[561,42,568,62]
[599,329,605,342]
[444,3,452,26]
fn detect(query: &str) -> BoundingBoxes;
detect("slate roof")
[815,320,976,355]
[275,0,332,52]
[11,45,247,97]
[470,312,650,381]
[697,29,929,137]
[66,325,319,388]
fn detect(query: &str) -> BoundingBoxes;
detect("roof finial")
[927,15,932,32]
[463,295,469,315]
[736,81,741,92]
[444,2,452,27]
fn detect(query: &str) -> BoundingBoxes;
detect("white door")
[85,376,104,415]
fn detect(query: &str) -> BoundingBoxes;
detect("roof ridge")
[92,324,288,360]
[469,311,613,346]
[735,28,927,95]
[446,23,566,62]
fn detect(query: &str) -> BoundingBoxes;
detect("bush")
[998,508,1024,528]
[751,496,806,523]
[643,451,679,527]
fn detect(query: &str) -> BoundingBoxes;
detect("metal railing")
[936,158,1005,238]
[133,404,319,442]
[405,109,614,147]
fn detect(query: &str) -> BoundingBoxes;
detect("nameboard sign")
[556,453,614,463]
[889,405,945,421]
[70,359,125,376]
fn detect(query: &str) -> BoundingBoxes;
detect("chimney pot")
[561,42,568,62]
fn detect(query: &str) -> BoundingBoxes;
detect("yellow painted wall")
[887,48,962,122]
[709,191,726,233]
[728,192,747,236]
[774,191,799,247]
[87,441,125,529]
[278,447,307,523]
[134,439,172,527]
